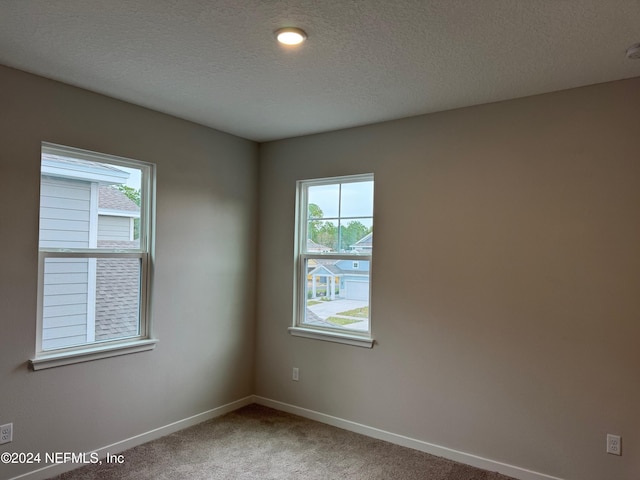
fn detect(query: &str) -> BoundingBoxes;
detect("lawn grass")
[307,300,322,306]
[336,306,369,318]
[327,317,360,326]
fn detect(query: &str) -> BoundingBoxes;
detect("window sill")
[288,327,374,348]
[30,338,158,371]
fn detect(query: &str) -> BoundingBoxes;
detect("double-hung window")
[290,174,374,348]
[32,143,156,370]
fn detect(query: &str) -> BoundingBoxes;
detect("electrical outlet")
[606,434,621,455]
[292,367,299,381]
[0,423,12,444]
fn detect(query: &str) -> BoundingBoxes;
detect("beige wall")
[2,61,639,480]
[256,77,640,480]
[0,65,258,478]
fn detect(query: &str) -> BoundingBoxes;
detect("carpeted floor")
[50,404,517,480]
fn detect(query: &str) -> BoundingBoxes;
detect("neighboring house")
[306,238,331,253]
[307,259,370,301]
[350,231,372,253]
[96,186,140,342]
[306,239,332,277]
[39,154,140,350]
[98,185,139,243]
[307,231,372,301]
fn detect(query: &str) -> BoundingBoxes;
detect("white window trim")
[97,208,141,218]
[33,143,156,368]
[292,173,374,347]
[30,339,158,371]
[86,257,97,343]
[87,183,99,343]
[288,326,374,348]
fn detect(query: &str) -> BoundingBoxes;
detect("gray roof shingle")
[95,238,141,341]
[98,186,139,212]
[353,231,372,248]
[94,254,140,341]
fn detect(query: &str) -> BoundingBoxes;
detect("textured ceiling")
[1,1,639,142]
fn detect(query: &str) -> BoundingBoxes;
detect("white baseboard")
[10,395,564,480]
[9,395,254,480]
[253,396,564,480]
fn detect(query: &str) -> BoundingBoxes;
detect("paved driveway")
[307,299,368,331]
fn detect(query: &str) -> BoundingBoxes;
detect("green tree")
[308,203,323,219]
[307,203,324,245]
[115,185,141,206]
[307,203,372,252]
[341,221,370,250]
[317,222,338,251]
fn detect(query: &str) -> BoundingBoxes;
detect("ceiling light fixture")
[275,27,307,46]
[626,43,640,60]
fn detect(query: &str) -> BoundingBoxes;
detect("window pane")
[338,218,373,253]
[302,257,370,333]
[40,153,142,250]
[308,184,339,218]
[306,219,339,253]
[297,174,374,339]
[95,257,141,341]
[42,257,141,351]
[340,180,374,217]
[42,258,90,350]
[304,181,374,253]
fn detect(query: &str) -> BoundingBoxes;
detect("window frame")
[289,173,374,348]
[31,143,157,370]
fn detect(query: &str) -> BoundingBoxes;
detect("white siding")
[42,258,89,350]
[98,215,131,242]
[39,177,92,351]
[39,177,91,248]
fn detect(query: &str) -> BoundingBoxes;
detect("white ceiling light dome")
[275,27,307,46]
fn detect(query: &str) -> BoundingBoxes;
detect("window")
[31,143,156,370]
[290,174,374,348]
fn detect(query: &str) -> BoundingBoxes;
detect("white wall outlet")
[0,423,13,444]
[606,434,621,455]
[292,367,299,381]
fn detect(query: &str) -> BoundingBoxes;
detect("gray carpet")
[50,404,517,480]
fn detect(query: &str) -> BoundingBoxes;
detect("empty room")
[1,2,639,480]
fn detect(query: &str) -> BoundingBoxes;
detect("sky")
[119,166,141,189]
[307,180,374,221]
